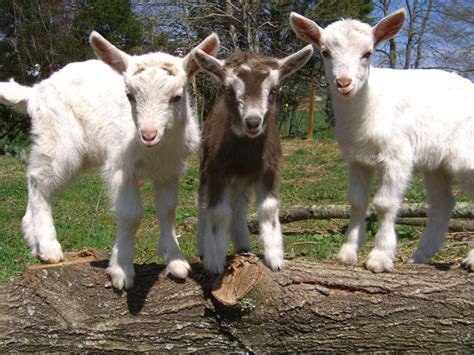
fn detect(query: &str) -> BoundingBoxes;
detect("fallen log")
[0,251,472,352]
[271,202,474,223]
[185,202,474,233]
[396,217,474,232]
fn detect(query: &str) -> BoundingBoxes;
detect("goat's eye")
[126,93,135,102]
[170,94,182,103]
[362,51,372,60]
[321,49,331,58]
[270,87,278,96]
[224,86,234,95]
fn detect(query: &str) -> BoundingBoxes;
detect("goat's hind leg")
[458,168,474,270]
[409,170,454,264]
[24,179,64,263]
[23,148,78,263]
[230,179,252,254]
[154,178,190,279]
[195,180,207,258]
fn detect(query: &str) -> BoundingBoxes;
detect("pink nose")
[141,127,157,142]
[336,77,352,88]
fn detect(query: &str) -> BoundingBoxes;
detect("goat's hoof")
[107,264,135,290]
[408,251,429,264]
[203,257,226,275]
[37,240,64,264]
[264,250,285,271]
[461,250,474,271]
[337,244,358,264]
[365,249,394,273]
[166,259,191,279]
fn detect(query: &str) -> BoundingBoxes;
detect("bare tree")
[373,0,472,79]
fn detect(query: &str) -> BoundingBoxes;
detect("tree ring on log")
[212,253,263,305]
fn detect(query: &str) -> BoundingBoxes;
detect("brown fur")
[199,52,282,208]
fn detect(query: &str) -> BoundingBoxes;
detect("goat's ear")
[191,48,225,82]
[373,8,406,47]
[89,31,130,74]
[279,45,313,81]
[183,33,220,78]
[289,12,323,48]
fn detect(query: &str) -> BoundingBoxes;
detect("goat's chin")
[231,124,263,139]
[337,87,357,98]
[244,128,263,139]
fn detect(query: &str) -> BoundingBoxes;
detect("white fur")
[256,184,285,271]
[1,32,220,289]
[291,11,474,272]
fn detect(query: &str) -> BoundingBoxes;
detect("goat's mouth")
[140,134,159,148]
[244,126,263,138]
[337,85,356,97]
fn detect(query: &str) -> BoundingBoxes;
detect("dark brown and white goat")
[192,46,313,274]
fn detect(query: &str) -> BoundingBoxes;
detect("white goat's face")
[123,61,187,147]
[89,31,220,148]
[290,9,406,98]
[192,46,313,138]
[318,21,374,97]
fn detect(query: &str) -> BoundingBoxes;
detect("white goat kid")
[0,32,220,289]
[290,9,474,272]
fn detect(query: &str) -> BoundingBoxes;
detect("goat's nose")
[245,116,262,130]
[140,127,157,142]
[336,77,352,88]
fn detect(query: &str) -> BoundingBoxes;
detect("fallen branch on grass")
[186,202,474,233]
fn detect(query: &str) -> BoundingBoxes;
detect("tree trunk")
[306,87,315,141]
[414,0,433,68]
[0,252,472,352]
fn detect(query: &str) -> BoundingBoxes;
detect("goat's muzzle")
[335,76,355,96]
[140,127,158,147]
[244,115,263,138]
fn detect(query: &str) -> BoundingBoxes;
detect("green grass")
[0,138,472,282]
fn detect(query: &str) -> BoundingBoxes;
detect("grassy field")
[1,138,472,282]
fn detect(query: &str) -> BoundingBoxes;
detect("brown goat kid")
[192,46,313,274]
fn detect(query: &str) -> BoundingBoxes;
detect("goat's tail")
[0,79,32,114]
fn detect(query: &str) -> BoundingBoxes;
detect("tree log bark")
[0,252,472,352]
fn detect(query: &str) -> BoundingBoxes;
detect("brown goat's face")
[223,62,280,138]
[192,46,314,138]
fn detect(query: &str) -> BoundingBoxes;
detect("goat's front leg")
[201,182,231,275]
[256,172,284,271]
[366,160,412,273]
[154,178,190,279]
[337,163,374,264]
[107,172,143,290]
